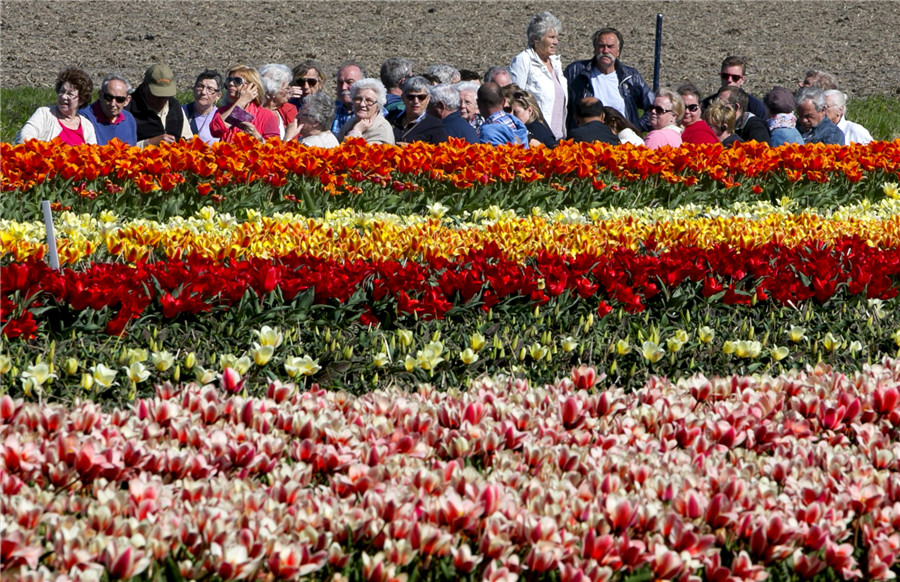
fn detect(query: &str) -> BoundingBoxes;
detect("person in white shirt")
[509,11,568,139]
[824,89,873,145]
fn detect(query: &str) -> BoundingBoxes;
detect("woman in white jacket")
[15,68,97,145]
[509,11,568,140]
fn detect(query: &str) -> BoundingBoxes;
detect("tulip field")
[2,136,900,581]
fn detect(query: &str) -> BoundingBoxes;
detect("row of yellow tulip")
[3,199,899,265]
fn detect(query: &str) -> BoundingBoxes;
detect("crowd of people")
[14,12,874,150]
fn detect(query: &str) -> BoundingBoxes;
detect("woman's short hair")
[228,65,265,107]
[526,11,561,48]
[292,60,326,87]
[300,92,334,131]
[350,78,387,110]
[656,87,685,122]
[455,81,480,95]
[401,76,432,96]
[676,82,702,102]
[259,64,292,98]
[55,68,93,108]
[703,101,736,134]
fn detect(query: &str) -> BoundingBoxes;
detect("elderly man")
[428,84,477,143]
[799,69,839,91]
[331,61,366,134]
[700,56,766,119]
[380,58,413,121]
[80,74,138,146]
[564,27,654,132]
[476,82,528,147]
[824,90,873,145]
[569,98,619,145]
[482,66,512,86]
[796,87,845,145]
[126,64,192,147]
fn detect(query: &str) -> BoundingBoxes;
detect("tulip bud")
[81,373,94,390]
[184,352,197,369]
[173,364,180,382]
[64,357,79,376]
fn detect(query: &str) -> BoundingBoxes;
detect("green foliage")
[847,95,900,142]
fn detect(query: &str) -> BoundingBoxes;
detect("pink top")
[57,120,86,145]
[210,101,281,142]
[644,126,683,150]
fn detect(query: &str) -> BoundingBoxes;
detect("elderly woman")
[509,11,568,139]
[392,76,448,145]
[260,63,299,140]
[210,65,280,143]
[297,92,339,148]
[455,81,482,130]
[503,86,557,148]
[289,60,326,108]
[16,68,97,145]
[336,78,395,145]
[678,83,719,144]
[643,88,684,150]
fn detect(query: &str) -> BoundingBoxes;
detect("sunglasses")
[225,76,245,86]
[684,104,700,113]
[650,105,673,115]
[720,73,744,82]
[102,92,128,104]
[294,77,318,87]
[405,93,429,102]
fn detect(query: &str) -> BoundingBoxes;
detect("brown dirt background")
[2,1,899,100]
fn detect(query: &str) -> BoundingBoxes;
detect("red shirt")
[682,120,720,145]
[210,101,281,142]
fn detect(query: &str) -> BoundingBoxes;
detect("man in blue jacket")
[476,82,529,147]
[564,27,654,133]
[428,84,478,143]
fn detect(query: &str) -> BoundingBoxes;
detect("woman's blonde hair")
[228,65,265,107]
[655,87,685,124]
[703,101,737,135]
[502,85,546,125]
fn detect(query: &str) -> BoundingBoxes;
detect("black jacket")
[569,120,620,145]
[564,59,654,132]
[126,85,187,142]
[392,113,448,144]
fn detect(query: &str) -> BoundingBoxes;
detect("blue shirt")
[478,111,529,147]
[80,102,138,146]
[442,110,478,143]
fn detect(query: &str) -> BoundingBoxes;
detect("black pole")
[653,13,663,93]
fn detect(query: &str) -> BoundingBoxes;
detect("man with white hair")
[483,66,512,86]
[428,64,460,85]
[428,84,477,143]
[796,87,845,145]
[824,90,873,145]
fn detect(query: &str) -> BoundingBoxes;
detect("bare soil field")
[2,0,898,101]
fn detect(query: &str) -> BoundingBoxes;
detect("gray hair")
[824,89,847,108]
[482,66,510,84]
[300,92,334,130]
[350,78,387,109]
[380,58,414,90]
[430,84,460,110]
[259,63,293,98]
[455,81,480,94]
[427,64,460,85]
[796,87,827,112]
[337,60,367,79]
[802,69,839,91]
[526,11,561,48]
[401,75,432,96]
[100,73,132,94]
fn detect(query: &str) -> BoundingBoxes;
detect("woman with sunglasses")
[643,88,684,150]
[677,83,719,145]
[209,65,280,143]
[16,68,97,145]
[288,60,326,108]
[391,76,448,145]
[336,78,395,145]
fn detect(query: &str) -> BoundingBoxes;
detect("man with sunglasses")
[80,74,137,146]
[700,56,767,119]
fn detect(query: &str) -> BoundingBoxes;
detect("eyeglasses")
[195,84,220,94]
[57,89,78,99]
[720,73,744,82]
[684,103,700,113]
[293,78,318,87]
[102,92,128,104]
[353,97,377,107]
[404,93,429,102]
[225,76,245,86]
[650,105,673,115]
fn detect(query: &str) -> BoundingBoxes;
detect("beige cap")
[143,64,176,97]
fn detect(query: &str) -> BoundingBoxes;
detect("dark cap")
[764,86,795,114]
[143,64,177,97]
